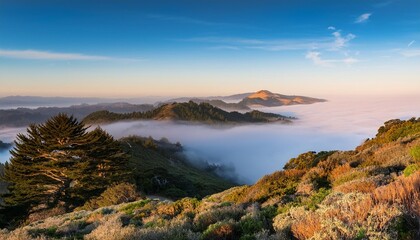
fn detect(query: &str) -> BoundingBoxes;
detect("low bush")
[202,220,238,240]
[403,164,420,177]
[80,183,142,211]
[410,146,420,161]
[120,199,152,215]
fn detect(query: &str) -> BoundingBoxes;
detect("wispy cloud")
[184,27,358,67]
[186,28,356,52]
[183,37,333,51]
[0,49,139,61]
[306,51,359,67]
[408,40,416,47]
[400,49,420,57]
[331,30,356,50]
[373,1,393,8]
[355,13,372,23]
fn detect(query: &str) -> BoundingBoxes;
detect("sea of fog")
[1,95,420,183]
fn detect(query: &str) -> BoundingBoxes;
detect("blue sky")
[0,0,419,97]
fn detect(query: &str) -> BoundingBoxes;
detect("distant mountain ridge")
[239,90,326,107]
[167,90,326,110]
[0,103,154,127]
[83,101,293,124]
[0,141,12,151]
[0,96,163,109]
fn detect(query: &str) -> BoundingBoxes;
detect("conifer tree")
[1,114,129,213]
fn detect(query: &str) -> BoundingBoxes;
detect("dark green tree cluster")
[83,101,290,124]
[0,114,129,226]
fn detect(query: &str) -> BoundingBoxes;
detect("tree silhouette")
[1,114,129,216]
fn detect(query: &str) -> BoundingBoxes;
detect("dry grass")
[334,178,377,193]
[290,212,321,239]
[373,171,420,220]
[329,163,352,182]
[323,192,373,225]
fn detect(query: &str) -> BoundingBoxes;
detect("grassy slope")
[2,118,420,240]
[121,136,235,200]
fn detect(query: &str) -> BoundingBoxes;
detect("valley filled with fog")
[1,95,420,183]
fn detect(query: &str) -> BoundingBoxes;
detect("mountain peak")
[248,90,275,100]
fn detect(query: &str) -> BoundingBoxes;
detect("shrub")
[334,179,376,193]
[238,169,305,203]
[305,188,331,210]
[403,164,420,177]
[120,199,152,215]
[202,220,238,240]
[329,163,352,182]
[290,212,321,239]
[239,216,264,235]
[194,205,244,231]
[332,170,367,187]
[156,198,200,218]
[373,171,420,222]
[410,146,420,161]
[85,214,135,240]
[284,151,335,170]
[80,183,141,211]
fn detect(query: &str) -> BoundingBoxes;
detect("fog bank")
[1,95,420,183]
[100,95,420,183]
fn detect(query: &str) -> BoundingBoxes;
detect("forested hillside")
[83,101,292,124]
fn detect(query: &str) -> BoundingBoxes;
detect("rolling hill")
[83,101,293,124]
[239,90,326,107]
[167,90,326,110]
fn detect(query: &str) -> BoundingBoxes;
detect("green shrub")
[284,151,336,170]
[202,221,238,240]
[392,216,417,240]
[29,227,58,238]
[239,217,264,235]
[120,199,152,215]
[261,205,278,221]
[370,118,420,146]
[410,146,420,161]
[306,188,331,210]
[355,228,366,240]
[403,164,420,177]
[79,183,141,211]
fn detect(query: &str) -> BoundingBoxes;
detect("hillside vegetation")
[0,115,234,230]
[1,118,419,239]
[83,101,292,124]
[120,136,235,200]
